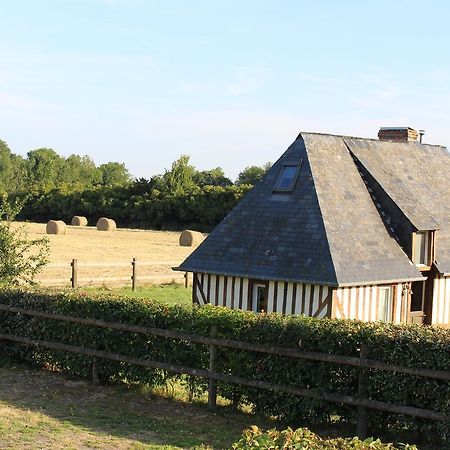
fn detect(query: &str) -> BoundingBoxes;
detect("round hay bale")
[71,215,88,227]
[179,230,204,247]
[96,217,116,232]
[46,220,67,235]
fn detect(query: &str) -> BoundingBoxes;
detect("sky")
[1,0,450,180]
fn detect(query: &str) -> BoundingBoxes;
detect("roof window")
[273,160,302,192]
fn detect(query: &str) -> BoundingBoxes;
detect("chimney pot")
[378,127,418,142]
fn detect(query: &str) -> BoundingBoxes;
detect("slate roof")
[177,132,425,286]
[345,137,450,275]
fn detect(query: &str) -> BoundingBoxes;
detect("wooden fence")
[37,259,189,290]
[0,303,448,439]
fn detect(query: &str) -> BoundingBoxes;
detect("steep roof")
[303,133,422,285]
[345,137,450,275]
[177,133,424,286]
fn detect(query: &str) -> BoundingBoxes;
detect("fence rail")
[0,303,448,439]
[37,258,188,289]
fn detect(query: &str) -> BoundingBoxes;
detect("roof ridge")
[298,131,447,149]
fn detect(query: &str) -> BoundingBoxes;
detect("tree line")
[0,139,131,193]
[1,139,270,230]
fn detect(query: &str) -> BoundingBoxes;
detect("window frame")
[412,231,434,268]
[273,159,302,193]
[249,280,268,313]
[378,286,393,322]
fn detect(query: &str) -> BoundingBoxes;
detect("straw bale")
[46,220,67,235]
[71,216,88,226]
[179,230,204,247]
[96,217,116,232]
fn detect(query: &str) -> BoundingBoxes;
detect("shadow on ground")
[0,360,269,449]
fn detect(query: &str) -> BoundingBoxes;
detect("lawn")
[84,284,193,308]
[0,359,270,449]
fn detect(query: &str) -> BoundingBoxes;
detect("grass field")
[85,284,193,307]
[0,359,270,449]
[14,222,199,288]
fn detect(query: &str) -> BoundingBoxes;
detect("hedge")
[14,184,251,232]
[0,288,449,447]
[231,426,418,449]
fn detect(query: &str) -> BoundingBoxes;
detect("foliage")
[158,155,197,195]
[0,198,49,285]
[0,289,449,446]
[232,426,417,449]
[15,183,252,231]
[99,162,131,186]
[1,138,264,230]
[236,162,271,186]
[0,139,131,194]
[194,167,233,187]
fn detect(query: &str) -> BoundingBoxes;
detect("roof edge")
[174,267,425,287]
[173,267,339,287]
[337,276,426,287]
[434,261,450,276]
[298,131,447,149]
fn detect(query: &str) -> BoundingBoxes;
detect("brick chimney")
[378,127,418,142]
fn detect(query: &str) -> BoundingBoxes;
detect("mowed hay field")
[13,222,199,287]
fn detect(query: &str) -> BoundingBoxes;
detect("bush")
[231,426,417,449]
[0,197,49,285]
[14,184,252,232]
[0,288,449,446]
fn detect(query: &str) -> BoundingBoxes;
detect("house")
[175,128,450,326]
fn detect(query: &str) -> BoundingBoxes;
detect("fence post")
[208,325,218,409]
[92,357,99,385]
[184,272,189,289]
[71,259,78,288]
[131,258,137,291]
[357,343,369,439]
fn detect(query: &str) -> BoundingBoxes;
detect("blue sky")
[1,0,449,180]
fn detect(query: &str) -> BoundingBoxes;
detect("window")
[412,231,432,267]
[273,160,302,192]
[410,281,425,312]
[378,287,393,322]
[252,283,267,312]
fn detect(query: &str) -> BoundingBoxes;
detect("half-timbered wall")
[432,275,450,326]
[192,273,331,318]
[333,283,407,323]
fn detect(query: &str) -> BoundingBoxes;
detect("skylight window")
[273,160,302,192]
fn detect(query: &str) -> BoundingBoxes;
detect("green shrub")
[0,288,448,446]
[0,197,49,285]
[14,184,252,231]
[231,426,417,449]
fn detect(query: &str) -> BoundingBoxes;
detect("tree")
[0,196,49,285]
[0,140,27,193]
[26,148,65,192]
[62,155,102,189]
[236,162,272,186]
[99,162,131,186]
[194,167,233,187]
[160,155,196,195]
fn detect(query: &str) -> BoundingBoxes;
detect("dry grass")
[12,222,197,288]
